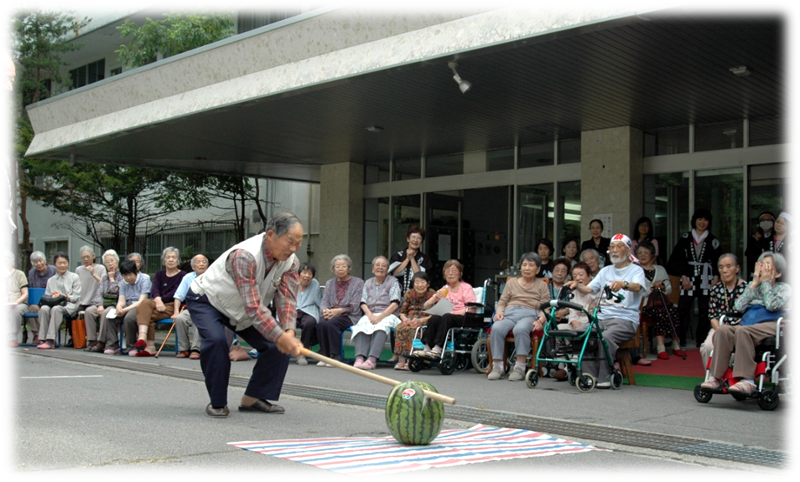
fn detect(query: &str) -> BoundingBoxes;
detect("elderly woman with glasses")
[83,249,123,352]
[316,254,364,366]
[349,256,402,370]
[414,259,475,358]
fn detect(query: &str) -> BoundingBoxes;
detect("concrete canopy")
[25,5,782,182]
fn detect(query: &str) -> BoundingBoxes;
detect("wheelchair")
[406,278,495,375]
[525,285,624,392]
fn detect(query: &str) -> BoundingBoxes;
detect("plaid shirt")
[225,242,300,343]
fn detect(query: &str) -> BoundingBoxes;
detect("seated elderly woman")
[37,252,81,350]
[700,252,791,396]
[487,252,551,381]
[25,250,57,344]
[100,260,152,355]
[316,254,364,366]
[349,256,402,370]
[414,259,476,358]
[294,262,321,366]
[551,261,595,381]
[579,248,602,278]
[83,249,123,352]
[7,250,29,347]
[392,271,435,371]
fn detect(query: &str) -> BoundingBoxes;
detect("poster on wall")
[593,213,613,238]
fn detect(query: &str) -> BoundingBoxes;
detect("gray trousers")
[490,306,539,360]
[10,304,28,340]
[353,330,388,360]
[101,307,138,350]
[576,317,637,383]
[175,310,201,352]
[38,305,76,342]
[83,305,105,341]
[24,305,41,333]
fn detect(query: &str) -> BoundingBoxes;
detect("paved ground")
[8,345,791,478]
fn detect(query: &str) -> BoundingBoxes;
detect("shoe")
[36,342,52,350]
[487,365,503,380]
[238,399,285,414]
[508,366,525,382]
[133,339,147,349]
[637,358,652,366]
[362,358,377,370]
[135,350,153,357]
[104,348,120,355]
[353,357,366,369]
[596,381,611,389]
[394,363,409,371]
[65,339,73,348]
[673,349,686,357]
[426,350,441,359]
[700,378,722,390]
[388,355,399,362]
[317,360,327,367]
[32,336,40,345]
[10,340,19,348]
[83,342,96,352]
[296,355,308,366]
[553,369,567,381]
[176,351,189,358]
[88,344,104,353]
[728,380,756,396]
[189,351,200,360]
[657,351,669,360]
[128,348,139,357]
[205,404,230,417]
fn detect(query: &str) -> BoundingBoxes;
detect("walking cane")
[656,288,686,360]
[155,306,183,358]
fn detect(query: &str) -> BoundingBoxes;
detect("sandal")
[393,362,407,371]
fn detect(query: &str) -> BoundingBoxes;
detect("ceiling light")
[365,125,383,133]
[448,61,472,94]
[729,66,751,77]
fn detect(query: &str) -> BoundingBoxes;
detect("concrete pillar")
[580,127,643,237]
[319,162,364,282]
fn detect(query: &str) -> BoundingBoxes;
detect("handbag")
[40,294,67,307]
[739,304,783,326]
[71,319,87,349]
[644,288,668,310]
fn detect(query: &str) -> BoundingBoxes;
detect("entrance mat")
[629,373,705,390]
[230,424,602,475]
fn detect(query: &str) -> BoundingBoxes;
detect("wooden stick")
[300,348,456,405]
[155,322,176,358]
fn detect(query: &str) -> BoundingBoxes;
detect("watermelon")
[385,380,444,445]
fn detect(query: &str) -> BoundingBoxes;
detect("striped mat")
[230,424,603,474]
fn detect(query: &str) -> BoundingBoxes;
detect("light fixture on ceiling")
[448,61,472,94]
[729,65,751,77]
[365,125,383,133]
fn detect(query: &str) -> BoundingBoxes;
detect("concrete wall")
[318,162,364,283]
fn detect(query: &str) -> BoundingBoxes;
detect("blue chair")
[21,288,45,346]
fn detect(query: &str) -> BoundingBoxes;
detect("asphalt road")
[8,347,791,478]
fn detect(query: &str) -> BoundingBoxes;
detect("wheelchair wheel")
[408,358,424,372]
[693,384,712,403]
[757,389,780,411]
[525,369,538,389]
[454,354,470,371]
[439,357,456,375]
[611,371,624,390]
[471,339,490,374]
[576,373,595,393]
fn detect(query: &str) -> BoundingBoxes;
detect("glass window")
[517,184,554,255]
[364,160,390,184]
[519,141,554,169]
[556,181,581,245]
[425,153,463,178]
[393,158,421,181]
[557,138,581,164]
[645,173,689,262]
[486,147,515,172]
[695,169,744,267]
[695,120,743,152]
[746,163,786,277]
[749,116,782,147]
[363,197,390,274]
[650,126,689,155]
[390,195,422,271]
[44,240,69,265]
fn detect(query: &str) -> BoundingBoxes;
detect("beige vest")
[190,233,296,330]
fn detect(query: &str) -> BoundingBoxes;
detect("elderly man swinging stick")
[186,212,305,417]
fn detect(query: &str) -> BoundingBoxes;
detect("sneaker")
[508,366,525,382]
[700,378,722,390]
[296,355,308,366]
[728,380,756,396]
[487,365,503,380]
[596,381,611,389]
[657,351,669,360]
[316,360,327,367]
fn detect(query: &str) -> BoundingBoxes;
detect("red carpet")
[632,348,706,378]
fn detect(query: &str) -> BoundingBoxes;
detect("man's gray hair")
[758,251,787,276]
[190,254,208,268]
[79,245,96,258]
[30,251,46,263]
[266,212,302,238]
[518,252,542,268]
[161,247,180,265]
[127,252,142,261]
[102,249,120,265]
[330,254,353,272]
[580,249,601,262]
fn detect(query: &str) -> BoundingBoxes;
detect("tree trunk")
[17,162,33,271]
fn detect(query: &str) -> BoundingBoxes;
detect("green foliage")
[12,10,90,105]
[116,12,235,69]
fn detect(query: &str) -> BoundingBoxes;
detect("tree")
[206,176,273,242]
[12,10,90,269]
[116,12,235,69]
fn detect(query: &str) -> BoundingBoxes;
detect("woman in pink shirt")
[414,259,475,357]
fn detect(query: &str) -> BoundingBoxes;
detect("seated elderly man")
[7,250,29,347]
[25,250,56,344]
[700,252,791,396]
[565,234,646,388]
[37,252,81,349]
[173,254,210,359]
